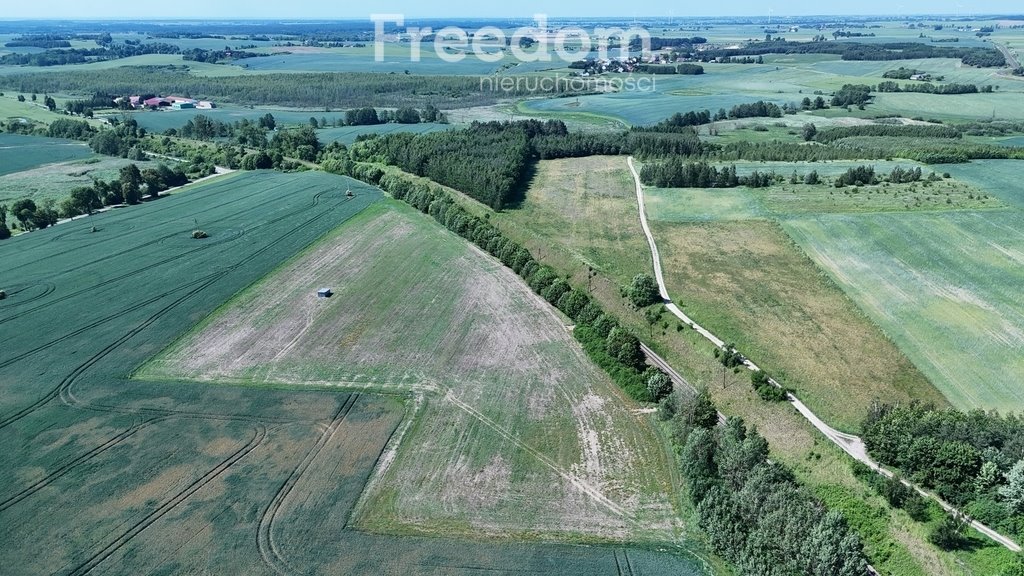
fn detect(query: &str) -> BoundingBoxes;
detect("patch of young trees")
[352,122,539,210]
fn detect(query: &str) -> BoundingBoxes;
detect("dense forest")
[0,69,595,108]
[694,39,1005,67]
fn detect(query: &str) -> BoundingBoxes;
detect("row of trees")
[863,402,1024,540]
[640,159,779,189]
[877,81,990,94]
[0,160,190,240]
[660,388,870,575]
[812,123,962,144]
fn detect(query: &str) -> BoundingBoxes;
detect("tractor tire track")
[2,177,295,274]
[0,416,163,513]
[0,183,328,326]
[257,394,359,575]
[62,423,266,576]
[1,192,354,430]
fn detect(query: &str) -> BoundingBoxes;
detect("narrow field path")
[626,156,1022,553]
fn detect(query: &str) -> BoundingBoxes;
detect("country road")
[625,156,1022,553]
[994,41,1021,70]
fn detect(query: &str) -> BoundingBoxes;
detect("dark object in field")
[346,189,354,198]
[191,229,208,239]
[317,288,333,299]
[0,290,6,300]
[90,226,97,233]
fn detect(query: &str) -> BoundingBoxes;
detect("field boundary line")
[626,156,1022,554]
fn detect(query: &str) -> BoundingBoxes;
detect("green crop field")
[0,156,141,205]
[938,159,1024,209]
[141,199,693,546]
[0,133,95,177]
[0,169,705,575]
[783,209,1024,413]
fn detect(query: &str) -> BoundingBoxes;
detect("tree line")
[693,39,1004,67]
[877,81,991,94]
[640,159,779,189]
[0,42,181,67]
[658,387,870,575]
[0,162,189,239]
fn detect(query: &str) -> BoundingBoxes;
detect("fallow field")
[141,200,692,546]
[784,209,1024,413]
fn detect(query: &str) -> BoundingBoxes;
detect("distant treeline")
[0,69,594,108]
[634,100,784,133]
[877,81,992,94]
[635,36,708,50]
[181,48,267,63]
[5,38,71,49]
[635,63,705,75]
[0,42,182,66]
[692,39,1005,67]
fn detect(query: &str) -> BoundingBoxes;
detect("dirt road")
[626,156,1021,553]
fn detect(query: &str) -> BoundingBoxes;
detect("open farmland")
[0,133,94,176]
[0,169,705,574]
[783,209,1024,413]
[142,200,690,545]
[452,156,980,574]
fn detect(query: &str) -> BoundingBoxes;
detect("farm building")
[317,288,333,299]
[171,101,195,109]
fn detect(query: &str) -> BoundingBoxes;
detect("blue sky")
[3,0,1022,19]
